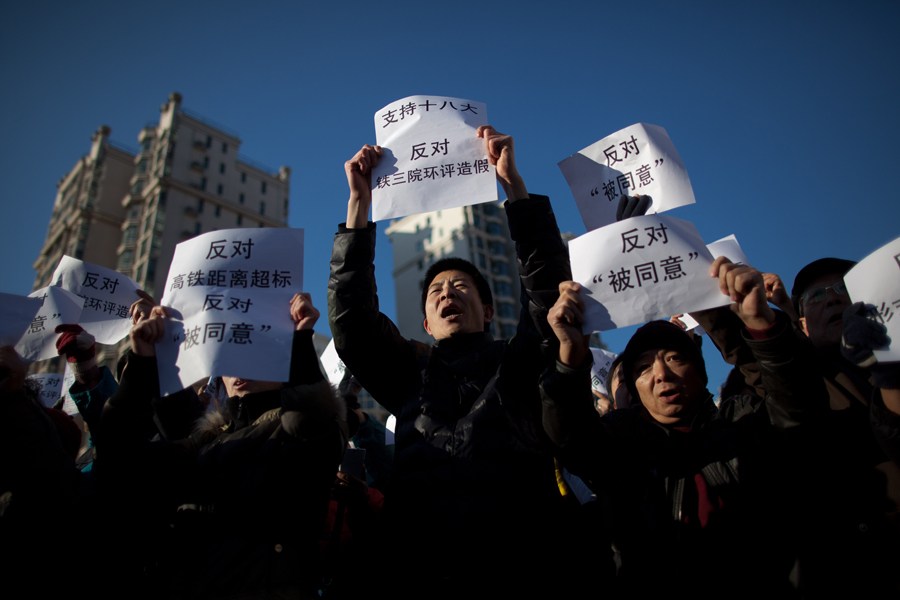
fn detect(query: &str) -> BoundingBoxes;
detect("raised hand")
[547,281,590,368]
[710,256,776,331]
[344,144,382,228]
[477,125,527,201]
[289,292,320,331]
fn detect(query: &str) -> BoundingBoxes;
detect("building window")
[491,262,510,276]
[222,142,228,153]
[194,222,202,235]
[261,181,267,194]
[486,222,503,235]
[239,193,245,204]
[206,135,212,148]
[260,201,265,216]
[237,214,243,226]
[198,199,204,214]
[159,190,167,206]
[215,205,221,217]
[241,172,247,183]
[217,184,223,195]
[200,178,207,191]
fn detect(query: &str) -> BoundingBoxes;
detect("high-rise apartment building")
[32,92,291,372]
[384,201,522,343]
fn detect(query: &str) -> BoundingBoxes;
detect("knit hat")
[618,320,707,400]
[55,324,97,377]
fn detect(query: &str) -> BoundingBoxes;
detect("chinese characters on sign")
[15,285,85,361]
[26,372,64,408]
[51,255,141,344]
[156,228,305,396]
[558,123,696,232]
[568,215,730,332]
[371,95,496,221]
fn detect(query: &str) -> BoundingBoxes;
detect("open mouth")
[441,305,462,318]
[659,388,681,402]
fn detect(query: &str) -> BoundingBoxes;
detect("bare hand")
[130,289,158,325]
[710,257,776,331]
[130,305,169,357]
[289,292,320,331]
[547,281,590,367]
[344,144,382,228]
[762,272,798,320]
[477,125,527,200]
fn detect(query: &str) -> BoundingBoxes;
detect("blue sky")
[2,1,898,394]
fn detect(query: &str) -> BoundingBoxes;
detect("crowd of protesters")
[2,124,899,600]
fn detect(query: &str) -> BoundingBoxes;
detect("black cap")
[619,320,707,400]
[791,257,856,312]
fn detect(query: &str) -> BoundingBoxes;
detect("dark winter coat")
[541,312,829,597]
[99,330,347,600]
[327,195,587,598]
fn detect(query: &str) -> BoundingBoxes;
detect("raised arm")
[329,146,422,415]
[344,144,382,229]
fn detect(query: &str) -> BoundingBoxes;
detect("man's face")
[798,273,851,350]
[423,269,493,340]
[221,376,283,398]
[631,348,706,426]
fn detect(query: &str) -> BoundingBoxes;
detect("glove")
[55,324,97,378]
[616,195,652,221]
[841,302,900,389]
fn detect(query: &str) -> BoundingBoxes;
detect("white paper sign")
[16,286,85,361]
[844,236,900,362]
[157,228,305,395]
[558,123,696,231]
[371,95,495,221]
[0,292,42,346]
[676,234,750,333]
[569,215,731,332]
[589,347,618,395]
[706,234,750,266]
[51,256,141,344]
[319,338,347,387]
[26,372,65,409]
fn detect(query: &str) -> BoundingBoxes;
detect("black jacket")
[541,312,829,597]
[327,195,584,597]
[99,330,347,599]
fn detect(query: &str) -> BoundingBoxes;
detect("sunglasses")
[800,281,849,309]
